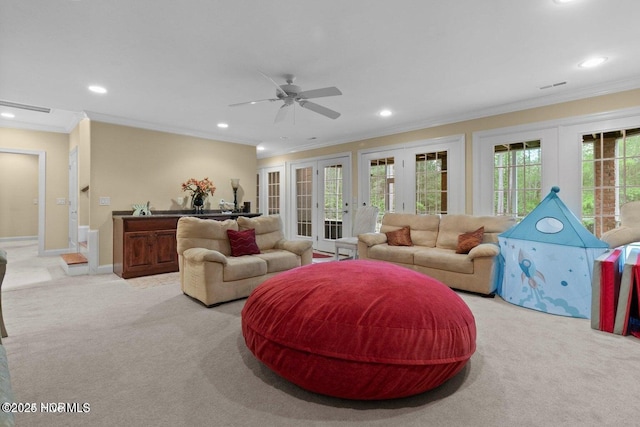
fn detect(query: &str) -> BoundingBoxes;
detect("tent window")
[493,140,542,219]
[415,151,448,215]
[582,128,640,237]
[535,217,564,234]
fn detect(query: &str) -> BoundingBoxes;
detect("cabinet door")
[154,230,178,266]
[124,232,153,269]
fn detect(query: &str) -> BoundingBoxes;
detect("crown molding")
[83,111,261,146]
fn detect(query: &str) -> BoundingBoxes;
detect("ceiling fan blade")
[274,103,290,123]
[258,70,288,98]
[229,98,278,107]
[298,100,341,119]
[298,87,342,99]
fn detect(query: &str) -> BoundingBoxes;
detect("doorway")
[0,148,46,255]
[288,154,352,253]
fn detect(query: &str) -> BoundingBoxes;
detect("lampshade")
[230,178,240,189]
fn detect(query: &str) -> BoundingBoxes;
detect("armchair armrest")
[275,239,313,256]
[467,243,500,260]
[182,248,228,265]
[358,232,387,247]
[600,226,640,248]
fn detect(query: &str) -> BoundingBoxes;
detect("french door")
[359,135,465,221]
[289,155,351,253]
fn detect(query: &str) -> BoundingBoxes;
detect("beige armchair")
[176,215,312,306]
[600,201,640,248]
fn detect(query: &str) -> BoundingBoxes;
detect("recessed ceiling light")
[579,57,607,68]
[257,146,265,151]
[379,109,392,117]
[554,0,576,4]
[217,123,229,128]
[88,85,107,94]
[1,112,15,119]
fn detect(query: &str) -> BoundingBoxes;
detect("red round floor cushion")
[241,260,476,400]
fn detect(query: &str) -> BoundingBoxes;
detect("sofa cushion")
[456,226,484,254]
[414,248,474,274]
[237,215,284,251]
[223,256,267,281]
[385,226,413,246]
[368,244,423,264]
[436,215,516,250]
[227,228,261,256]
[380,213,440,247]
[256,250,300,273]
[177,217,237,256]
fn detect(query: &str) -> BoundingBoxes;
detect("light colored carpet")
[2,253,640,426]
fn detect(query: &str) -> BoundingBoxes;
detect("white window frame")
[473,106,640,217]
[358,134,465,214]
[559,107,640,218]
[257,164,285,216]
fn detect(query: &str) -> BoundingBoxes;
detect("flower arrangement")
[181,177,216,198]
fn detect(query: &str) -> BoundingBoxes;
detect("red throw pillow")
[227,228,260,256]
[386,226,413,246]
[456,226,484,254]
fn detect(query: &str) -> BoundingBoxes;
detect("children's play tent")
[498,187,608,318]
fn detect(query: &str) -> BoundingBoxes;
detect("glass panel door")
[288,156,351,252]
[316,158,351,252]
[294,165,314,239]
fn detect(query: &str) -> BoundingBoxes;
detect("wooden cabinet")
[113,216,179,279]
[113,212,261,279]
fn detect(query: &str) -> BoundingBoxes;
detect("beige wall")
[89,121,257,266]
[0,127,69,249]
[70,118,92,226]
[0,153,39,237]
[258,88,640,213]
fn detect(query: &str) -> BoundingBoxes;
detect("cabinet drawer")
[123,217,178,232]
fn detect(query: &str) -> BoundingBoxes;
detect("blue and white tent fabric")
[498,187,608,318]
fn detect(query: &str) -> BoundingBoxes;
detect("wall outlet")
[56,197,66,205]
[99,196,111,206]
[177,197,184,205]
[33,198,38,205]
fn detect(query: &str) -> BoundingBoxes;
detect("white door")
[68,147,78,252]
[288,155,351,253]
[317,158,351,253]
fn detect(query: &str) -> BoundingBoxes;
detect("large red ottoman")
[241,260,476,400]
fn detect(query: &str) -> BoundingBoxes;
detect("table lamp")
[231,178,240,212]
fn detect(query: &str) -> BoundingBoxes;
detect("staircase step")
[61,253,88,265]
[60,253,89,276]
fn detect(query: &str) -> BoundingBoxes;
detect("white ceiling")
[2,0,640,159]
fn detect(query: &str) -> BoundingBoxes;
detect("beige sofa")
[177,215,313,306]
[358,213,516,295]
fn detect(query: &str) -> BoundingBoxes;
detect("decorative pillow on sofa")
[386,226,413,246]
[227,228,261,256]
[456,226,484,254]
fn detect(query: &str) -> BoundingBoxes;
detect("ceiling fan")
[229,72,342,122]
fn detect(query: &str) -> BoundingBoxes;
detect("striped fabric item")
[227,228,260,256]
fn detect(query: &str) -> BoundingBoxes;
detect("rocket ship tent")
[498,187,608,318]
